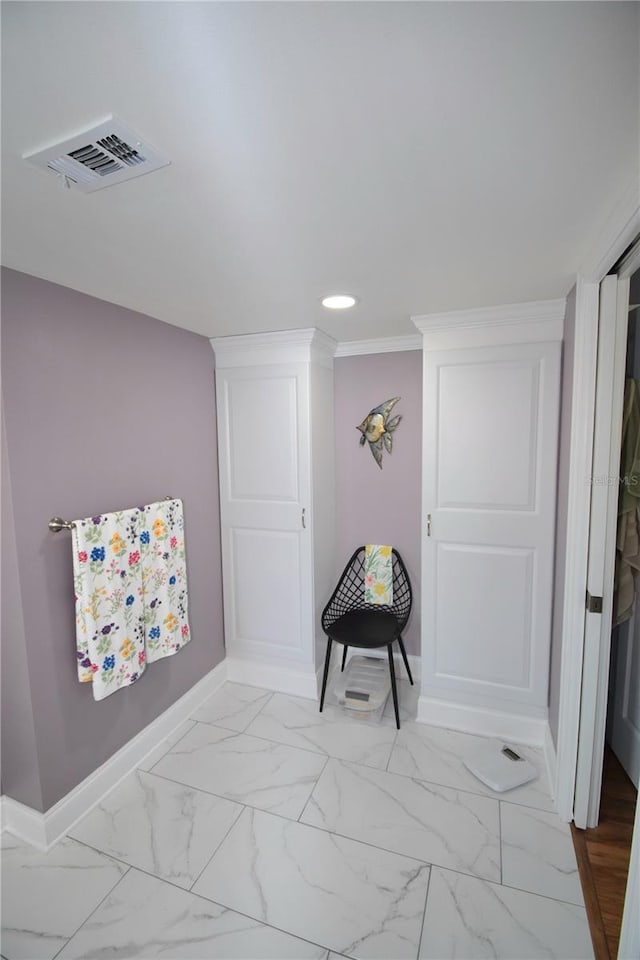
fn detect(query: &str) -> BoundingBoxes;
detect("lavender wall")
[1,268,225,811]
[548,285,576,747]
[2,412,43,810]
[334,351,422,656]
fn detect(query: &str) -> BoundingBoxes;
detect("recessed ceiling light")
[321,294,357,310]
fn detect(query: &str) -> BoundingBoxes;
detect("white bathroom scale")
[463,741,538,792]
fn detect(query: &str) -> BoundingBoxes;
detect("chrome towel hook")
[48,516,76,533]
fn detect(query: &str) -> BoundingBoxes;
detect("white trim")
[557,203,640,825]
[334,335,422,357]
[412,298,565,350]
[618,236,640,282]
[580,177,640,283]
[413,297,566,331]
[0,660,228,850]
[578,275,630,829]
[0,796,49,851]
[553,185,640,948]
[210,328,337,369]
[416,695,549,747]
[554,278,600,823]
[225,656,319,699]
[544,723,558,803]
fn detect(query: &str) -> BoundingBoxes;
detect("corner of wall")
[1,409,44,811]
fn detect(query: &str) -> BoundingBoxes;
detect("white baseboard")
[0,659,228,851]
[416,694,548,747]
[544,723,558,806]
[225,656,318,699]
[0,796,50,851]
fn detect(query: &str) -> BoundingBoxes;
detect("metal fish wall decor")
[356,397,402,468]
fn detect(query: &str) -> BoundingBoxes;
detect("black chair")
[319,546,413,729]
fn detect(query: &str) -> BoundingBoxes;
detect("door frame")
[556,178,640,956]
[574,272,631,829]
[556,178,640,824]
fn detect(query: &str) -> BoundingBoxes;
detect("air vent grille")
[96,135,146,167]
[68,144,123,175]
[24,116,169,193]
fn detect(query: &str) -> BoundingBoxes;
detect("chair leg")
[398,636,413,685]
[319,638,333,712]
[341,645,348,672]
[388,643,400,730]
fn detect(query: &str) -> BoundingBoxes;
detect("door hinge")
[586,591,603,614]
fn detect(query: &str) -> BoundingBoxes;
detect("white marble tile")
[1,833,127,960]
[501,803,584,905]
[152,721,326,818]
[69,768,242,888]
[419,866,593,959]
[194,807,430,960]
[244,693,398,769]
[388,722,555,811]
[192,682,273,732]
[301,758,501,882]
[58,867,328,959]
[137,720,196,771]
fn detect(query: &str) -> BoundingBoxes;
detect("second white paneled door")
[414,302,564,742]
[217,363,312,666]
[212,330,336,698]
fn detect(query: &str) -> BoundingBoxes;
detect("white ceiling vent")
[24,116,170,193]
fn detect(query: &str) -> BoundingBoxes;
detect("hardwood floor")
[572,746,637,960]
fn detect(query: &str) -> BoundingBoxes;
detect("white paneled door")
[419,337,561,734]
[217,364,312,665]
[212,328,336,698]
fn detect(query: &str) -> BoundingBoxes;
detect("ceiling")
[2,2,638,343]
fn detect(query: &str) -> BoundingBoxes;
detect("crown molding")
[335,335,422,357]
[412,297,566,332]
[412,297,565,350]
[579,176,640,283]
[210,328,337,369]
[210,299,567,366]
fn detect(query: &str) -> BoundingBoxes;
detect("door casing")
[555,178,640,960]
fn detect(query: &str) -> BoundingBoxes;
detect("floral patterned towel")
[72,508,146,701]
[364,544,393,605]
[140,499,191,663]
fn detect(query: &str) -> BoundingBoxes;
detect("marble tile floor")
[1,679,594,960]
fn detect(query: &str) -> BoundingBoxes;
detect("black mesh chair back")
[319,546,413,729]
[322,547,412,635]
